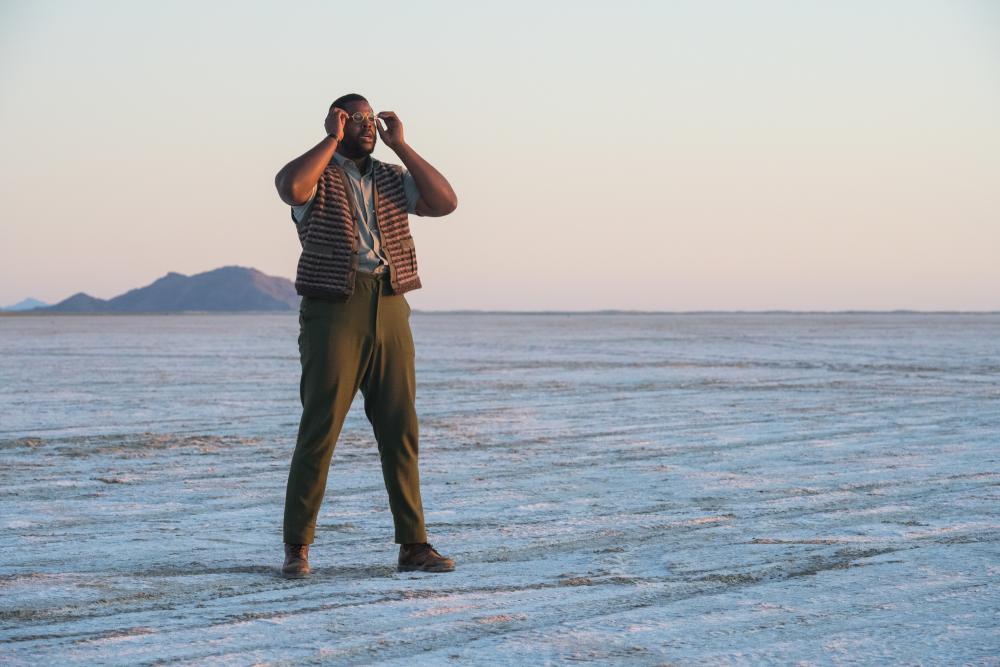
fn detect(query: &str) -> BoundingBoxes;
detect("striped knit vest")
[293,158,421,300]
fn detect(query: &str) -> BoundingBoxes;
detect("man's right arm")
[274,107,348,206]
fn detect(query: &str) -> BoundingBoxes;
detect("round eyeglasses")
[348,111,377,125]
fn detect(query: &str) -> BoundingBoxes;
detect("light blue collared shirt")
[292,153,420,274]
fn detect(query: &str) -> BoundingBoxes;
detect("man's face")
[339,99,377,156]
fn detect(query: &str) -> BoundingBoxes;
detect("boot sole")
[281,568,310,579]
[397,563,455,573]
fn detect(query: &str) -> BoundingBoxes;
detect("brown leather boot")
[398,542,455,572]
[282,543,310,579]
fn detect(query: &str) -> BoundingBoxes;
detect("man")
[274,93,458,578]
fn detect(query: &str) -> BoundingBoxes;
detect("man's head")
[331,93,377,158]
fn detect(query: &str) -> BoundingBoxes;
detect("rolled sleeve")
[291,184,318,224]
[402,170,420,214]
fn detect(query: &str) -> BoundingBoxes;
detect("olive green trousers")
[283,271,427,545]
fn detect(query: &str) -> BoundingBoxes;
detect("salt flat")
[1,312,998,665]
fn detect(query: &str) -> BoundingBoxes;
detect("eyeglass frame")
[347,111,378,125]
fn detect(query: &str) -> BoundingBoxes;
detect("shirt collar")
[332,151,373,177]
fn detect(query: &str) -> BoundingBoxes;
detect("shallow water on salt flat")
[1,312,998,665]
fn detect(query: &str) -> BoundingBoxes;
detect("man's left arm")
[376,111,458,217]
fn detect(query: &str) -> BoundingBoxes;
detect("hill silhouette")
[40,266,299,313]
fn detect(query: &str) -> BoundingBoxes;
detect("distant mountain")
[39,266,299,313]
[47,293,111,313]
[1,297,48,311]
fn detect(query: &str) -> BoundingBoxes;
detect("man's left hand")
[376,111,406,150]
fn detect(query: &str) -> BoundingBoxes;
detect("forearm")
[392,142,458,216]
[274,136,339,206]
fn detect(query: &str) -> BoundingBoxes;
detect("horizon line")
[3,308,999,316]
[413,309,1000,315]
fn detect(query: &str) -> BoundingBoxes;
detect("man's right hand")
[275,106,349,206]
[324,107,349,141]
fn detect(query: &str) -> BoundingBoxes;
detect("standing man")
[274,93,458,578]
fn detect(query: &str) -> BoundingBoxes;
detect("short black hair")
[331,93,368,110]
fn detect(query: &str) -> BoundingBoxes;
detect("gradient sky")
[1,0,998,310]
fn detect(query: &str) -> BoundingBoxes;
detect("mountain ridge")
[1,297,49,311]
[29,266,299,313]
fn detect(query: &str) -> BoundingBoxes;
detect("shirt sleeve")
[291,184,318,224]
[402,169,420,214]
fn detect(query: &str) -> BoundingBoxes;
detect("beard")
[341,133,376,158]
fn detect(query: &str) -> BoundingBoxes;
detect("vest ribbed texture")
[293,158,421,300]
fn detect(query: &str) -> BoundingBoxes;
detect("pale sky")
[1,0,998,310]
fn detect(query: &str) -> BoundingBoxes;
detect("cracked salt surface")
[1,312,998,665]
